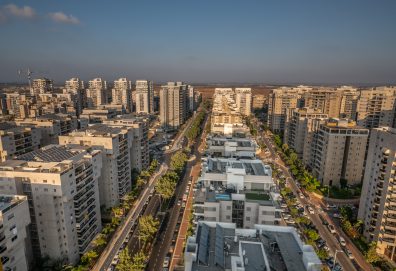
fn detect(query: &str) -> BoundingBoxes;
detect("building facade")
[160,82,187,130]
[135,80,154,114]
[112,78,132,113]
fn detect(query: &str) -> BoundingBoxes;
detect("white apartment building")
[80,106,119,123]
[338,86,359,119]
[284,108,328,160]
[103,115,150,171]
[86,78,107,107]
[311,118,369,187]
[0,145,102,264]
[188,85,196,114]
[112,78,132,113]
[59,124,133,208]
[31,78,53,96]
[358,127,396,261]
[356,87,396,129]
[235,88,252,116]
[160,82,187,130]
[0,195,30,271]
[135,80,154,114]
[15,113,78,145]
[0,122,41,162]
[205,136,258,158]
[184,222,321,271]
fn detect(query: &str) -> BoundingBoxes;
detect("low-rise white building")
[184,222,322,271]
[205,136,258,158]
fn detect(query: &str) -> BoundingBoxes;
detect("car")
[308,206,315,214]
[333,213,341,218]
[286,218,296,224]
[163,257,170,268]
[299,193,304,199]
[326,203,337,209]
[344,248,354,259]
[177,200,181,206]
[338,236,346,246]
[325,257,334,268]
[328,224,336,234]
[319,214,329,225]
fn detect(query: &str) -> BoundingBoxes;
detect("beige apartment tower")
[160,82,187,130]
[358,127,396,262]
[235,88,252,116]
[284,107,328,160]
[0,195,31,271]
[86,78,107,107]
[31,78,53,96]
[135,80,154,114]
[0,145,102,264]
[311,118,369,187]
[112,78,132,113]
[356,87,396,129]
[59,124,134,208]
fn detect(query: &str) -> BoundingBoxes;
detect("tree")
[92,233,107,248]
[155,175,177,201]
[340,178,348,189]
[316,248,329,260]
[138,215,160,246]
[80,250,98,267]
[304,229,319,241]
[131,250,148,270]
[365,242,380,263]
[116,248,133,271]
[296,216,311,225]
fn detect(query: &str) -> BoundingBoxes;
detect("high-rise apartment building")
[112,78,132,113]
[59,124,134,208]
[187,85,195,114]
[0,122,41,162]
[64,78,85,115]
[31,78,53,96]
[252,94,266,110]
[284,108,328,160]
[358,127,396,261]
[135,80,154,114]
[86,78,107,107]
[0,145,102,264]
[356,87,396,129]
[103,115,150,171]
[267,87,304,133]
[0,195,31,271]
[311,118,369,187]
[160,82,187,130]
[338,86,359,119]
[302,88,342,118]
[235,88,252,116]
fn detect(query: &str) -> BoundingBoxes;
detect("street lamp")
[333,249,343,271]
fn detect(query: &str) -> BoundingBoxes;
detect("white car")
[339,236,346,246]
[328,224,336,234]
[299,193,304,199]
[163,257,170,268]
[308,206,315,214]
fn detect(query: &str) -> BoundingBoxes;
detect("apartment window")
[246,207,251,212]
[44,188,48,192]
[246,217,250,221]
[226,215,231,220]
[7,213,14,220]
[43,180,47,183]
[226,206,231,210]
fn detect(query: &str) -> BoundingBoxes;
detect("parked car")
[308,206,315,214]
[344,248,354,259]
[163,257,170,268]
[299,193,304,199]
[333,212,341,218]
[328,224,336,234]
[339,236,346,246]
[319,214,329,225]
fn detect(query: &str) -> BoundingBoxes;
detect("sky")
[0,1,395,85]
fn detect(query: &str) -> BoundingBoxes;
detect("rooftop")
[16,144,87,162]
[0,194,26,214]
[68,124,129,137]
[187,222,321,271]
[205,158,271,176]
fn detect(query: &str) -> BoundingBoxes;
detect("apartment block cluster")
[267,86,396,187]
[184,87,322,271]
[211,88,252,136]
[0,78,178,271]
[267,85,396,261]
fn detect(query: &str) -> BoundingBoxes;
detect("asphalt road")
[259,128,360,271]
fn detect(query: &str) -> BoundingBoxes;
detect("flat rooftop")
[68,124,128,137]
[207,137,254,147]
[205,158,271,176]
[190,222,321,271]
[0,195,25,213]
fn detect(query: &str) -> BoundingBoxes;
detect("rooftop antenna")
[17,68,33,91]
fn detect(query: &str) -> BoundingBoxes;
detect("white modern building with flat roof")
[184,222,321,271]
[205,136,258,158]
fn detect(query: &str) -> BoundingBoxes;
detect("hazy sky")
[0,0,395,84]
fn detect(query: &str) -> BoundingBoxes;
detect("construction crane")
[17,68,49,92]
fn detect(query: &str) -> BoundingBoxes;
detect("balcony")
[1,256,9,265]
[0,246,6,254]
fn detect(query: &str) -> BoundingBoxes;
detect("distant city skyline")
[0,0,395,84]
